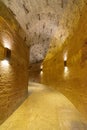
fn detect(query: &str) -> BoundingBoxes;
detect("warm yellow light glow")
[40,70,43,76]
[40,65,43,69]
[64,52,67,61]
[3,39,10,49]
[64,66,68,73]
[64,66,69,78]
[2,34,12,49]
[1,60,9,66]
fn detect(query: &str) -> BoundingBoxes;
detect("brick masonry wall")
[0,2,29,124]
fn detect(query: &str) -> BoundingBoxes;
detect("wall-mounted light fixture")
[63,52,69,78]
[4,47,11,60]
[64,60,67,67]
[0,46,11,61]
[40,65,43,71]
[64,52,67,67]
[40,64,43,77]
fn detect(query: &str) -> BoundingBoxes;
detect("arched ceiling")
[2,0,85,63]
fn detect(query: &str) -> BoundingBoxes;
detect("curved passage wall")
[0,1,29,124]
[42,3,87,120]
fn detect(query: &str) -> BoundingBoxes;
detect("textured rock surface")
[29,61,42,83]
[0,1,29,124]
[2,0,85,63]
[42,2,87,120]
[0,0,87,126]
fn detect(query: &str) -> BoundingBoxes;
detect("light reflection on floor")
[0,61,85,130]
[29,62,87,122]
[28,82,46,95]
[0,82,87,130]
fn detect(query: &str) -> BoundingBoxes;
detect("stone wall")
[42,3,87,120]
[0,1,29,124]
[29,61,42,83]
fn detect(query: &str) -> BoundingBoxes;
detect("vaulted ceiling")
[2,0,85,63]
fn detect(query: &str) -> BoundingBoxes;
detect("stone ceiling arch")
[2,0,85,63]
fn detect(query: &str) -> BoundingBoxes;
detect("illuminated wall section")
[42,4,87,120]
[0,1,29,124]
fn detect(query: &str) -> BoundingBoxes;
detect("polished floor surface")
[0,82,87,130]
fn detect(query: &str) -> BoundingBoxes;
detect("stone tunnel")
[0,0,87,129]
